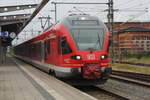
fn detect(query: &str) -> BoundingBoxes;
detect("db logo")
[87,54,95,60]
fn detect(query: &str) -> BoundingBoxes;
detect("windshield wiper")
[97,33,102,48]
[92,33,101,49]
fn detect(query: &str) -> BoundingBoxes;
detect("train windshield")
[71,29,105,51]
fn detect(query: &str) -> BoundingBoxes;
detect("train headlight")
[101,55,108,60]
[80,17,86,20]
[76,55,81,60]
[71,55,82,60]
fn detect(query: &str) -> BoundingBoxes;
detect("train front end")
[57,14,111,84]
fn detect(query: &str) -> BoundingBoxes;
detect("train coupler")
[82,63,101,79]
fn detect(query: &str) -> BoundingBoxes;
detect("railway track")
[111,70,150,88]
[75,86,128,100]
[115,61,150,67]
[80,70,150,100]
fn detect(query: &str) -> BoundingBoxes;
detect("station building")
[113,22,150,55]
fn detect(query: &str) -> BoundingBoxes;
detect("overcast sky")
[1,0,150,21]
[0,0,150,45]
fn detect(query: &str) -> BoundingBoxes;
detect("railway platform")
[0,56,96,100]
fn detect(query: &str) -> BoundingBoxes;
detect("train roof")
[14,14,107,47]
[61,14,106,29]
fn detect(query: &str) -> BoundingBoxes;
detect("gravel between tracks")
[97,79,150,100]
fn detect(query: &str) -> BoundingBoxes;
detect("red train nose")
[82,63,101,79]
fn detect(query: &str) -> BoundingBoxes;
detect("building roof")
[119,26,150,33]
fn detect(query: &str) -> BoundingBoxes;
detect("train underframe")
[53,64,112,85]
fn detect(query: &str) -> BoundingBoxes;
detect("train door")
[41,41,45,63]
[58,36,63,65]
[49,32,59,65]
[44,39,50,62]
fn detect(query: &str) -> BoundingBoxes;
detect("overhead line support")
[51,2,108,22]
[19,0,50,34]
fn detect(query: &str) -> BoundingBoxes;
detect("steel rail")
[111,70,150,88]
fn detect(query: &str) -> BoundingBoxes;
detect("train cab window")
[71,29,105,51]
[60,37,72,54]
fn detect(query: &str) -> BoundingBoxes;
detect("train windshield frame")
[71,28,105,51]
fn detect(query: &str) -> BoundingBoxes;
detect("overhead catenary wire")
[121,0,150,10]
[16,0,40,43]
[13,0,50,45]
[115,0,136,8]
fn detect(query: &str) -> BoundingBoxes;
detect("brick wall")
[113,22,150,55]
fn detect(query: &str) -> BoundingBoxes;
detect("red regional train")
[14,14,112,85]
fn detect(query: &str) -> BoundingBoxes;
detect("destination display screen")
[72,20,98,26]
